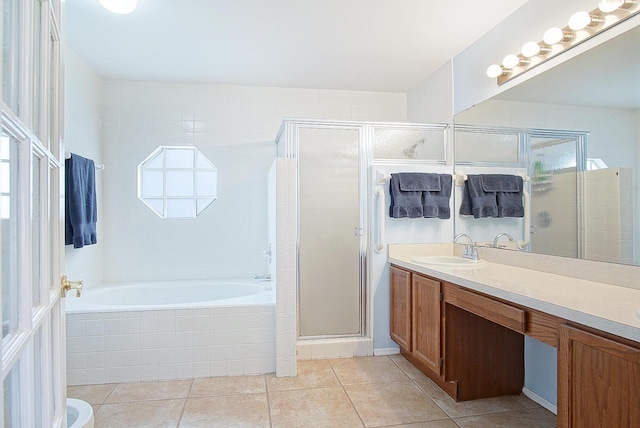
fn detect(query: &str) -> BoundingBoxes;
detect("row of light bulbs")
[487,0,638,81]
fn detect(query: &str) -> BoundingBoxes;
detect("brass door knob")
[61,275,84,298]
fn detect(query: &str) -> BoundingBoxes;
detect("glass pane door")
[528,136,581,258]
[298,127,362,337]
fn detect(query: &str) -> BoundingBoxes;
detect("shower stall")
[273,119,451,362]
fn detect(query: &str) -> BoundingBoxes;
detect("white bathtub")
[65,279,274,313]
[65,279,276,385]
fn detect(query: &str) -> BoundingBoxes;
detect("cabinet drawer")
[443,283,525,334]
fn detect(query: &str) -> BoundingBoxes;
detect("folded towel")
[422,174,452,219]
[389,175,423,218]
[459,174,524,218]
[495,175,524,217]
[460,175,498,218]
[398,172,441,191]
[65,154,98,248]
[481,174,522,192]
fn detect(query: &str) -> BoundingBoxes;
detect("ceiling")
[64,0,528,92]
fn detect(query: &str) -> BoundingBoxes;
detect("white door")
[1,0,67,427]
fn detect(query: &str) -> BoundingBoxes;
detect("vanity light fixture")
[487,0,639,84]
[100,0,137,14]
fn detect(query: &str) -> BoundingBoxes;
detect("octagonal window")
[137,146,217,218]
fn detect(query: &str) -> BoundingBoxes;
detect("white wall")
[407,61,453,125]
[64,49,105,288]
[101,81,406,283]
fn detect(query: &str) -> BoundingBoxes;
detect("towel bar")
[65,151,105,170]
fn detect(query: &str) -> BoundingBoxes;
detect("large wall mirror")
[454,23,639,267]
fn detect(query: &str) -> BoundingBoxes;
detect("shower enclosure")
[277,122,367,339]
[274,119,449,349]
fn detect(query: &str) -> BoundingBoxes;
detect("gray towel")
[389,175,423,218]
[459,174,523,218]
[65,154,98,248]
[460,175,498,218]
[422,174,452,219]
[398,173,441,191]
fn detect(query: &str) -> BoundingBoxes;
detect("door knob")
[61,275,83,298]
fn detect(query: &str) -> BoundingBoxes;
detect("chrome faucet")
[493,233,514,248]
[453,233,479,261]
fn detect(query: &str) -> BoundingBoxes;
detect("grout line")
[175,378,194,428]
[328,357,367,427]
[264,374,274,428]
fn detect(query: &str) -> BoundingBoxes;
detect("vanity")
[388,244,640,428]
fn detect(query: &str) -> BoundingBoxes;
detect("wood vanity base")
[390,264,640,428]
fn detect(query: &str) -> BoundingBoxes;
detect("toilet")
[67,398,94,428]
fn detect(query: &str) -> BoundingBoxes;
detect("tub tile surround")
[389,243,640,341]
[66,305,276,385]
[68,355,555,427]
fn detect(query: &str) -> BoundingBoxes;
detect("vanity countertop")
[389,244,640,343]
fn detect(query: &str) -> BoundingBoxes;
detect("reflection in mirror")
[137,146,218,219]
[455,24,639,266]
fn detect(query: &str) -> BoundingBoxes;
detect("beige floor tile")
[388,354,431,381]
[94,399,184,428]
[453,408,557,427]
[266,359,341,391]
[379,420,459,428]
[345,381,448,427]
[413,377,525,419]
[329,356,409,385]
[105,379,192,403]
[67,384,117,405]
[269,386,363,428]
[512,393,547,409]
[179,394,270,428]
[190,375,265,397]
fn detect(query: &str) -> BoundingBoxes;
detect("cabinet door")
[390,266,411,353]
[558,324,640,428]
[412,274,441,374]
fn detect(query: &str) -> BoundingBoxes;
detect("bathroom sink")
[412,255,487,268]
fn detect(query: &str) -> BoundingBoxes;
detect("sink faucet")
[493,233,514,248]
[453,233,479,261]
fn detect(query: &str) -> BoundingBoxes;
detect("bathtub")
[65,279,276,385]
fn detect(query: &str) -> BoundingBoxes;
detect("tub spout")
[254,274,271,282]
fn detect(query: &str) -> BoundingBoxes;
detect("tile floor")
[67,355,557,428]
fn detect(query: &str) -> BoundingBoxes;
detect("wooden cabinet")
[389,266,411,353]
[412,274,441,374]
[390,262,640,423]
[558,324,640,428]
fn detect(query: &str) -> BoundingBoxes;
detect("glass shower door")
[528,135,583,258]
[298,126,362,337]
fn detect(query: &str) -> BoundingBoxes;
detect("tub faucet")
[493,233,514,248]
[254,274,271,282]
[453,233,478,261]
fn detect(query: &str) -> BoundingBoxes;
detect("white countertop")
[389,246,640,343]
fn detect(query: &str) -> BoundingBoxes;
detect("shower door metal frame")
[287,119,369,340]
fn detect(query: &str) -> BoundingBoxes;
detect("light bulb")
[543,27,572,45]
[569,11,596,30]
[486,64,504,78]
[502,54,521,69]
[598,0,624,12]
[100,0,138,14]
[522,42,541,58]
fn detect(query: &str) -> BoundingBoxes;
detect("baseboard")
[373,347,400,356]
[522,387,558,415]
